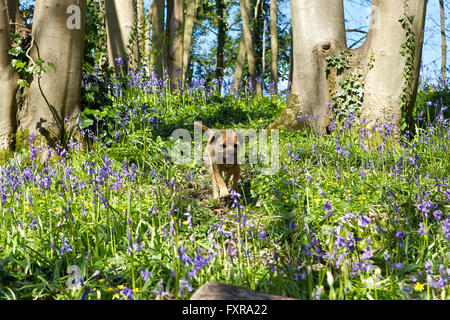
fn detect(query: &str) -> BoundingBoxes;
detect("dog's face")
[208,130,242,166]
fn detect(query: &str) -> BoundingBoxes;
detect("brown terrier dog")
[193,122,242,198]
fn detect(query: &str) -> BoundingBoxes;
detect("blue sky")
[142,0,448,84]
[343,0,449,82]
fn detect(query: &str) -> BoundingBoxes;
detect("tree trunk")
[165,0,173,75]
[240,0,261,95]
[231,33,246,92]
[440,0,447,82]
[105,0,137,71]
[190,282,297,300]
[97,0,106,70]
[18,0,86,146]
[6,0,23,25]
[272,0,346,131]
[261,3,266,92]
[145,0,153,64]
[272,0,427,134]
[270,0,278,95]
[182,0,198,87]
[0,0,18,150]
[360,0,427,131]
[288,31,292,92]
[150,0,165,79]
[137,0,145,66]
[167,0,184,88]
[216,0,226,91]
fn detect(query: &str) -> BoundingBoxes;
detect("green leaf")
[47,62,56,71]
[79,114,94,129]
[8,47,24,57]
[13,59,26,71]
[17,79,30,88]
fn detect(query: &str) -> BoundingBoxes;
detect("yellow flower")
[117,284,125,290]
[113,293,120,299]
[98,278,105,283]
[105,287,113,292]
[414,282,424,292]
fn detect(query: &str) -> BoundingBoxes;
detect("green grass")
[0,73,448,300]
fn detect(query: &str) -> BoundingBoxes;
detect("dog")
[193,122,242,199]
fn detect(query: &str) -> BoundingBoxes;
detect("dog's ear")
[210,131,220,145]
[193,121,210,132]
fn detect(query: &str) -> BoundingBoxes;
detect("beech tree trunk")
[240,0,261,95]
[6,0,23,26]
[216,0,226,91]
[270,0,278,95]
[150,0,165,79]
[360,0,427,130]
[261,3,266,91]
[145,0,152,63]
[137,0,145,66]
[440,0,447,82]
[231,33,246,92]
[18,0,86,146]
[105,0,137,71]
[182,0,198,87]
[0,0,18,150]
[272,0,427,133]
[167,0,184,88]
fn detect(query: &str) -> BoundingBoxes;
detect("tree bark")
[165,0,173,75]
[360,0,427,130]
[182,0,198,87]
[272,0,346,131]
[440,0,447,82]
[105,0,137,71]
[18,0,86,146]
[270,0,278,95]
[0,0,18,150]
[145,0,153,64]
[167,0,184,88]
[261,3,267,92]
[6,0,23,25]
[288,31,292,92]
[231,32,246,92]
[137,0,145,66]
[272,0,427,134]
[216,0,226,91]
[190,282,297,300]
[151,0,165,79]
[240,0,261,95]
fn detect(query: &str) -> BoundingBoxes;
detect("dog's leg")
[208,163,219,198]
[224,170,232,185]
[214,164,229,197]
[231,166,240,192]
